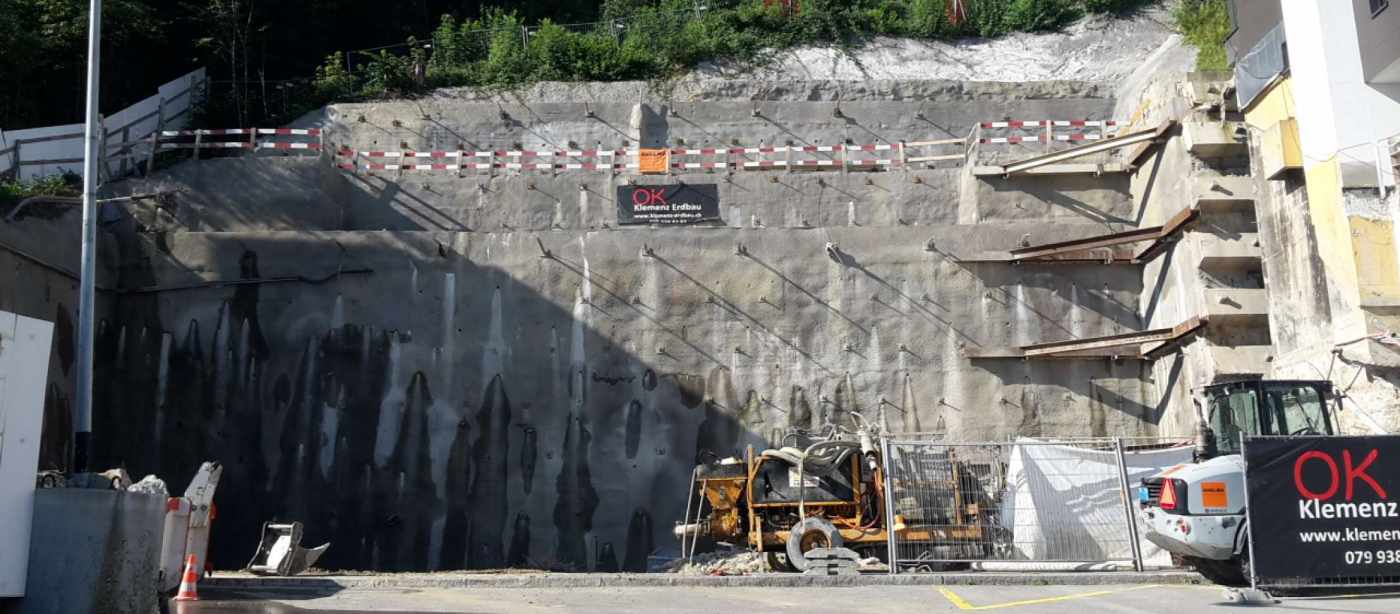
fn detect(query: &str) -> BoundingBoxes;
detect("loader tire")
[1189,555,1249,587]
[766,550,798,573]
[785,517,843,572]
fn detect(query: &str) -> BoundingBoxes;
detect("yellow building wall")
[1243,77,1296,130]
[1243,76,1366,333]
[1350,216,1400,305]
[1303,158,1364,316]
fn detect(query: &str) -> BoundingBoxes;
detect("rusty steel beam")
[996,121,1174,176]
[1017,316,1207,358]
[1011,226,1162,261]
[1142,317,1211,359]
[1002,206,1200,265]
[1124,121,1178,167]
[1133,206,1201,262]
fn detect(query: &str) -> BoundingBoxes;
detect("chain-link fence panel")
[882,438,1191,572]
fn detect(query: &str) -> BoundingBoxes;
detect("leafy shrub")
[0,173,80,209]
[1173,0,1231,71]
[1003,0,1082,32]
[312,52,357,102]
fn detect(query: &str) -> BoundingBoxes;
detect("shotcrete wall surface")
[1125,74,1264,438]
[14,79,1184,572]
[0,206,120,471]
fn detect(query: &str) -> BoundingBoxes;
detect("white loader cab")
[1139,380,1338,585]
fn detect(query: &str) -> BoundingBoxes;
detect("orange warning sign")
[1201,481,1228,509]
[638,148,669,174]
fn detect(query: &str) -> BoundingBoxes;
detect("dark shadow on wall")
[83,228,777,574]
[1130,146,1165,227]
[104,158,351,232]
[978,174,1134,227]
[349,173,470,232]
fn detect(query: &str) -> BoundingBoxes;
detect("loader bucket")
[246,521,330,576]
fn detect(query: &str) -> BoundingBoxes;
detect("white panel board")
[0,310,55,597]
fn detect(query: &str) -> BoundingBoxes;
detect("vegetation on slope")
[1,1,1157,132]
[1172,0,1232,71]
[0,174,79,209]
[310,0,1157,108]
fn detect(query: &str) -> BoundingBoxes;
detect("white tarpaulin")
[1000,438,1191,566]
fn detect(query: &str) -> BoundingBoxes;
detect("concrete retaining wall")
[2,489,164,614]
[9,79,1186,572]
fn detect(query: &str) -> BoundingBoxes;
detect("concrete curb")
[204,571,1205,590]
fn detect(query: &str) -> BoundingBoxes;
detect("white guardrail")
[0,68,206,182]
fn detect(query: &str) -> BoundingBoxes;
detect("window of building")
[1374,0,1390,18]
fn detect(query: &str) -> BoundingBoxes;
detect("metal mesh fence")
[881,438,1188,572]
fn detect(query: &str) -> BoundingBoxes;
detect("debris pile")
[128,475,168,496]
[664,550,768,576]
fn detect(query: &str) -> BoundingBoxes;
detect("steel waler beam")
[1132,206,1201,263]
[997,121,1175,176]
[1020,316,1208,358]
[1001,205,1200,265]
[964,316,1208,359]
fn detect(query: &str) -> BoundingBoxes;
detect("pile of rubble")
[664,550,769,576]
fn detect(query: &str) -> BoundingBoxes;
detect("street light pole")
[75,0,102,474]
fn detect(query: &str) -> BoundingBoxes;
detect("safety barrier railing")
[172,118,1120,178]
[337,147,635,174]
[976,119,1119,146]
[154,128,322,159]
[336,138,970,175]
[880,437,1191,574]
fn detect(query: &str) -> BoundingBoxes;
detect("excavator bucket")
[246,521,329,576]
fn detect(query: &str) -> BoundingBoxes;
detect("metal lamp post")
[75,0,102,473]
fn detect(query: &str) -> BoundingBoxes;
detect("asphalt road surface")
[177,584,1400,613]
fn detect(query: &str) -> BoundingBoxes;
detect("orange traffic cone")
[174,554,200,601]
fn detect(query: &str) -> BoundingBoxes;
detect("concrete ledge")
[202,570,1204,590]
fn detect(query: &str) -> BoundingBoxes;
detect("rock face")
[7,72,1188,572]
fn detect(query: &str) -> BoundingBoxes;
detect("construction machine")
[1138,379,1339,585]
[674,415,994,572]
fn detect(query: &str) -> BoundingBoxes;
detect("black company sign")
[1245,436,1400,582]
[616,184,720,225]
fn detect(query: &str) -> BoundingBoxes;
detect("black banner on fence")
[1244,435,1400,582]
[616,184,720,225]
